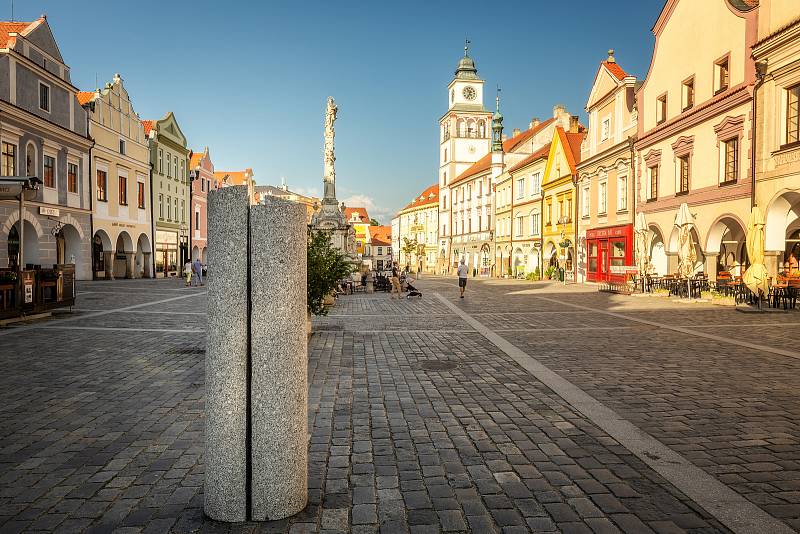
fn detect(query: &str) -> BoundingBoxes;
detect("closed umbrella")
[675,203,697,278]
[675,203,697,297]
[742,206,768,301]
[634,212,650,291]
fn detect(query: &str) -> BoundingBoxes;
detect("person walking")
[183,260,193,287]
[193,258,204,286]
[390,263,402,299]
[457,258,469,299]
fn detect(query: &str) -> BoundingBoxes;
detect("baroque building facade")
[753,0,800,278]
[576,52,638,283]
[395,184,439,273]
[635,0,758,281]
[189,147,214,265]
[0,17,93,279]
[79,74,152,279]
[143,113,191,278]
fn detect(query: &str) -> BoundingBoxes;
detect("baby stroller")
[405,278,422,299]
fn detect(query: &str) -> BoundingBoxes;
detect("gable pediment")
[25,21,64,64]
[542,134,568,187]
[157,113,187,147]
[587,67,622,110]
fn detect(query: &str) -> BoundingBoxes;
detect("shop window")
[68,163,78,193]
[588,241,598,274]
[611,240,626,270]
[786,84,800,147]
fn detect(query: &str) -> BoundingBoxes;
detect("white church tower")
[437,41,492,273]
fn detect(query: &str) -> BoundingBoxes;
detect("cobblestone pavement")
[0,277,798,533]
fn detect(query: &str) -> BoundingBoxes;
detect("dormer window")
[715,56,729,95]
[656,94,667,125]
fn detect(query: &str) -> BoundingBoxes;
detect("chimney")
[569,115,580,133]
[512,128,521,137]
[529,117,540,129]
[607,49,615,63]
[553,104,567,119]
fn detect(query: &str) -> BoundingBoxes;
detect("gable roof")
[345,207,370,223]
[370,225,392,246]
[399,184,439,213]
[508,143,552,175]
[76,91,95,106]
[554,126,587,175]
[603,61,628,81]
[450,118,556,186]
[141,120,154,136]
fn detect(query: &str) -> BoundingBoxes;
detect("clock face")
[462,86,476,101]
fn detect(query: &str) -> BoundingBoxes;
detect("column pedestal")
[103,251,114,280]
[125,252,134,279]
[143,252,153,278]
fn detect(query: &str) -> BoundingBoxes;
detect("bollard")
[205,186,249,521]
[205,187,308,522]
[249,198,308,520]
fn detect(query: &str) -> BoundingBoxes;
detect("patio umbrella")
[742,205,768,298]
[675,203,697,279]
[634,212,650,276]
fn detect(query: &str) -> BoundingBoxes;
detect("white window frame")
[582,185,590,218]
[617,175,628,211]
[516,177,525,199]
[601,117,610,141]
[599,179,607,215]
[531,211,540,236]
[530,172,541,196]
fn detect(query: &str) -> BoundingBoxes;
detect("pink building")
[189,147,214,264]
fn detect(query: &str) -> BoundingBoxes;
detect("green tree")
[369,218,380,226]
[307,230,355,316]
[401,237,418,268]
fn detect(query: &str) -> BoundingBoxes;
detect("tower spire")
[492,85,504,152]
[464,38,470,56]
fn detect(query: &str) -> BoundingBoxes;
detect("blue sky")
[19,0,663,223]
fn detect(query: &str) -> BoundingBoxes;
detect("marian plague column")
[311,97,355,258]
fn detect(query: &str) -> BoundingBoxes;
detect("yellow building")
[753,0,800,278]
[396,184,439,273]
[494,174,513,276]
[345,207,372,265]
[542,121,586,280]
[78,75,152,279]
[503,143,551,277]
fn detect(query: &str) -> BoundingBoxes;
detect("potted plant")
[544,266,555,280]
[0,271,17,285]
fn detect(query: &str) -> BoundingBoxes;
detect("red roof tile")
[345,207,370,223]
[370,225,392,246]
[508,143,551,174]
[141,120,154,136]
[400,184,439,213]
[555,126,587,175]
[451,118,556,186]
[603,61,628,81]
[0,20,35,48]
[189,150,206,168]
[76,91,95,106]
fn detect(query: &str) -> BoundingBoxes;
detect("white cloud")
[343,194,392,223]
[293,186,321,198]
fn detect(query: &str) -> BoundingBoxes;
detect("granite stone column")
[205,186,250,522]
[249,197,308,520]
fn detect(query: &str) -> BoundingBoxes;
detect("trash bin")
[558,267,564,282]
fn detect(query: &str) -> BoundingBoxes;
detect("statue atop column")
[311,97,352,263]
[323,97,338,200]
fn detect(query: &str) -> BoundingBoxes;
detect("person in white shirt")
[457,259,469,299]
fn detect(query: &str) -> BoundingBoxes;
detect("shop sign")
[775,147,800,166]
[24,278,33,303]
[610,265,635,274]
[39,207,60,216]
[0,182,23,199]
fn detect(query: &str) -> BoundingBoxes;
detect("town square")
[2,0,800,532]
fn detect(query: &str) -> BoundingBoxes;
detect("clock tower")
[437,42,492,272]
